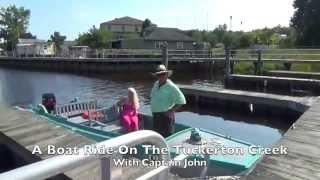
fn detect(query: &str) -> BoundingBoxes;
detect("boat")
[17,93,262,177]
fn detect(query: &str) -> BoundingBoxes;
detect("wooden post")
[224,48,231,88]
[225,48,231,78]
[255,49,262,75]
[230,60,234,74]
[161,42,168,67]
[101,157,111,180]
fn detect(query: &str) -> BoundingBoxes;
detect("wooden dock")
[0,108,102,179]
[179,84,315,112]
[0,108,157,180]
[267,70,320,80]
[179,85,320,180]
[243,98,320,180]
[229,74,320,85]
[226,74,320,95]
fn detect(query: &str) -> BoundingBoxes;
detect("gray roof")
[144,27,193,42]
[18,38,46,44]
[101,16,143,25]
[63,41,76,46]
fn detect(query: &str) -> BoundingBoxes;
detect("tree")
[140,19,151,37]
[279,29,297,48]
[0,5,30,51]
[213,24,227,42]
[20,32,36,39]
[222,32,234,48]
[76,26,113,49]
[205,32,218,47]
[239,33,254,48]
[191,30,203,42]
[291,0,320,46]
[49,31,66,56]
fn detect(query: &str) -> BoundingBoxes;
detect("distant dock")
[267,70,320,80]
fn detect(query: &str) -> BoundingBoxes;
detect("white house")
[16,39,55,57]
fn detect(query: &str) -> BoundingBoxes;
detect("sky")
[0,0,295,40]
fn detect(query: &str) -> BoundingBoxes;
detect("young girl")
[117,87,140,132]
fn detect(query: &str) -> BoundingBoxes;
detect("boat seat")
[68,116,90,124]
[99,120,125,134]
[55,100,98,118]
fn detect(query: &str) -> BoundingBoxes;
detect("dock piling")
[225,48,231,78]
[161,42,168,67]
[254,50,262,75]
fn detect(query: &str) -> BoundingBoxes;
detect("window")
[122,25,125,32]
[135,25,139,32]
[154,41,163,49]
[177,42,184,49]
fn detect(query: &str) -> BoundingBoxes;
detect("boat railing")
[0,130,171,180]
[55,100,98,117]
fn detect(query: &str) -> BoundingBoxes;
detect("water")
[0,67,292,147]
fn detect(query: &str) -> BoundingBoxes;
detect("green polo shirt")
[150,79,186,113]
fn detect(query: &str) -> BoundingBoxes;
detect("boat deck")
[243,98,320,180]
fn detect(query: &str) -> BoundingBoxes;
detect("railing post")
[89,111,92,127]
[161,42,168,67]
[101,157,111,180]
[225,48,231,78]
[224,48,231,88]
[254,49,262,75]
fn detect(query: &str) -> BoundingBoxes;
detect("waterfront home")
[101,16,143,39]
[59,41,77,57]
[111,27,195,50]
[16,38,54,57]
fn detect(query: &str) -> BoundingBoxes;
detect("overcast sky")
[0,0,295,40]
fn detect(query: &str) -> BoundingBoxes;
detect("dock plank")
[0,108,164,180]
[243,101,320,180]
[0,108,101,180]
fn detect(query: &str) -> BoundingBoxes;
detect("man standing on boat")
[150,64,186,137]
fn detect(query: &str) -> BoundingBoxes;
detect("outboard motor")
[42,93,56,113]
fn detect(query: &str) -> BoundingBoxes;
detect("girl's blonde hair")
[128,87,140,110]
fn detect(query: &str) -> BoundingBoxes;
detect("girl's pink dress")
[120,101,139,132]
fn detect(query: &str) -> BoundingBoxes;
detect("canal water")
[0,67,293,147]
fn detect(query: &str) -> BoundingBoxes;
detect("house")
[69,46,89,58]
[59,41,77,57]
[111,27,195,50]
[100,16,156,39]
[16,39,54,57]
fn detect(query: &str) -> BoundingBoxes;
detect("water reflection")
[0,67,288,147]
